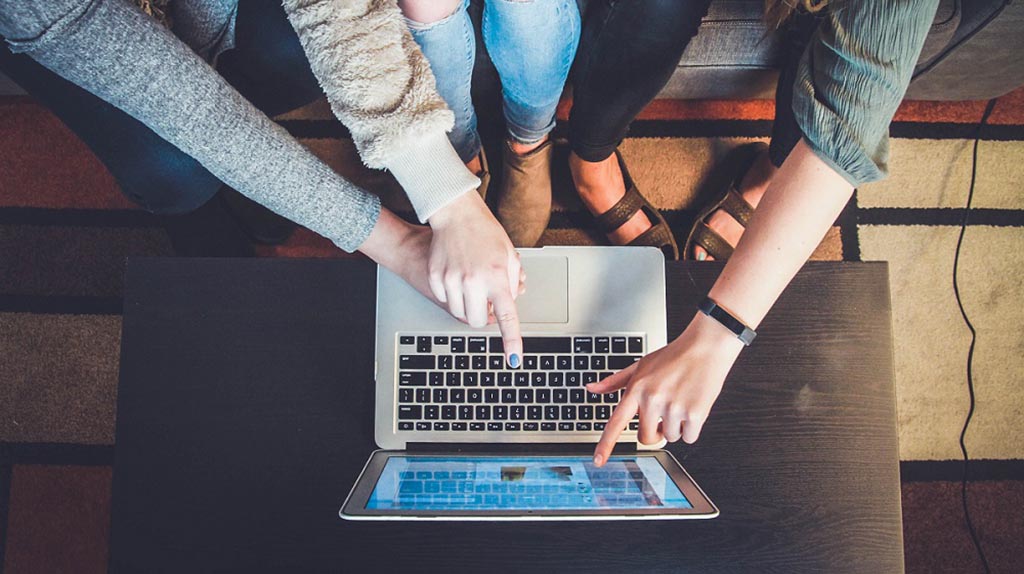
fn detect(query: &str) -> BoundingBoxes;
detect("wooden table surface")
[111,258,901,573]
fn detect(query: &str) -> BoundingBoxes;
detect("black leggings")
[569,0,817,167]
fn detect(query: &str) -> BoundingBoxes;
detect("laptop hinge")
[406,442,639,454]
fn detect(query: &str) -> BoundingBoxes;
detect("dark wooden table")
[111,258,902,573]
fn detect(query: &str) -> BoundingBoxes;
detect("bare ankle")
[569,152,619,196]
[465,153,483,176]
[737,151,777,206]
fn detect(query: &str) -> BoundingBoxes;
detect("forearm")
[706,139,854,329]
[2,0,380,252]
[282,0,478,222]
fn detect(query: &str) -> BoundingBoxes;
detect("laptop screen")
[366,455,692,511]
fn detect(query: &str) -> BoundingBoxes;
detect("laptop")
[341,246,718,520]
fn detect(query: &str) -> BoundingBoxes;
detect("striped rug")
[1,89,1022,572]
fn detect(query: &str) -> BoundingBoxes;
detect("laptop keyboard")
[396,334,643,433]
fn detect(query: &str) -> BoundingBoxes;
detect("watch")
[697,297,757,346]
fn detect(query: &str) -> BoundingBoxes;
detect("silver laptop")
[341,246,718,520]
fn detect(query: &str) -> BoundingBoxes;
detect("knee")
[637,0,710,40]
[115,150,221,215]
[400,0,463,26]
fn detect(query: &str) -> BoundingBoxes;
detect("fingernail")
[696,251,706,261]
[509,353,520,368]
[593,454,603,466]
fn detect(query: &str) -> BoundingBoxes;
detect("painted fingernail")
[696,251,707,261]
[509,353,521,368]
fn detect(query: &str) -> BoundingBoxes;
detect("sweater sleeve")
[791,0,939,186]
[0,0,380,252]
[282,0,479,222]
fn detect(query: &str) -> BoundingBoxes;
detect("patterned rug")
[1,89,1022,572]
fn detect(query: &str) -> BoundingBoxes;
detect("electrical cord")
[953,97,997,574]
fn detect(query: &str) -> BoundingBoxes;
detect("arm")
[281,0,477,222]
[591,142,852,463]
[283,0,524,362]
[1,0,379,252]
[590,0,939,464]
[0,0,469,316]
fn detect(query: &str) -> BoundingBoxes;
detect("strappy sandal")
[591,150,680,260]
[683,142,767,261]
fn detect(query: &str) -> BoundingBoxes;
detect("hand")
[588,312,745,466]
[357,208,449,308]
[427,191,525,365]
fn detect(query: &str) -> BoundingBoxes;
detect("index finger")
[489,288,522,368]
[593,394,639,467]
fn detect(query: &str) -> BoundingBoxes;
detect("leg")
[691,12,818,260]
[216,0,324,118]
[483,0,580,150]
[401,0,483,169]
[0,43,223,216]
[482,0,581,246]
[569,0,710,245]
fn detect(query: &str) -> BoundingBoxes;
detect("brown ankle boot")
[495,139,553,247]
[475,147,492,200]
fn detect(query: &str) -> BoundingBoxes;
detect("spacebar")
[488,336,572,354]
[522,337,571,353]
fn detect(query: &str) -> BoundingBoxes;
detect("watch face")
[700,298,754,345]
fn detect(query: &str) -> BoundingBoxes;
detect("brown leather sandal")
[592,150,680,260]
[683,142,767,261]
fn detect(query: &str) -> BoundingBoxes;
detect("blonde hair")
[765,0,829,29]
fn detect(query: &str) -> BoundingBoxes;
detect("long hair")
[764,0,829,29]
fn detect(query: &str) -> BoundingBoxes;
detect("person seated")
[0,0,525,362]
[399,0,581,248]
[579,0,940,464]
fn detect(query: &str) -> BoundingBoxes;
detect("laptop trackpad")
[517,255,568,324]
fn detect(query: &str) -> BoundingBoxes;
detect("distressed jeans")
[407,0,581,163]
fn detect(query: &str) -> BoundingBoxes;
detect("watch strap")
[698,297,757,346]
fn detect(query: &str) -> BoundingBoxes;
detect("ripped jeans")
[406,0,581,163]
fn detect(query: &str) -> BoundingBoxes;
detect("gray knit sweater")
[0,0,478,252]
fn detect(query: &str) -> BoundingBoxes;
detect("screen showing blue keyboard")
[366,456,691,511]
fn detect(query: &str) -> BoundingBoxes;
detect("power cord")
[952,97,997,574]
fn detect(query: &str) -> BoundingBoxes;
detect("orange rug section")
[0,98,132,210]
[555,86,1024,124]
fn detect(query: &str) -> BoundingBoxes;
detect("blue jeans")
[0,0,320,215]
[407,0,581,163]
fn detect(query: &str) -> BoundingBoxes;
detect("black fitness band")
[698,297,757,346]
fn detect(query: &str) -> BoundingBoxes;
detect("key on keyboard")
[395,334,644,432]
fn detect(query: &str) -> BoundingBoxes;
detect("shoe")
[589,150,679,260]
[683,142,767,261]
[475,147,492,200]
[495,139,553,248]
[218,186,296,245]
[161,193,255,257]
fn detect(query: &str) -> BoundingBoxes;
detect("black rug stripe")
[901,459,1024,482]
[0,208,159,227]
[860,207,1024,227]
[0,443,114,467]
[7,206,1019,233]
[0,444,12,574]
[838,191,862,262]
[0,294,122,315]
[280,118,1024,141]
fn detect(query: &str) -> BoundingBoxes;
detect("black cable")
[953,97,997,574]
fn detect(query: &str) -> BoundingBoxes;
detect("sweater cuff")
[384,131,480,222]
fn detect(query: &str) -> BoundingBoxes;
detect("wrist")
[681,311,747,356]
[426,189,480,229]
[358,209,417,269]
